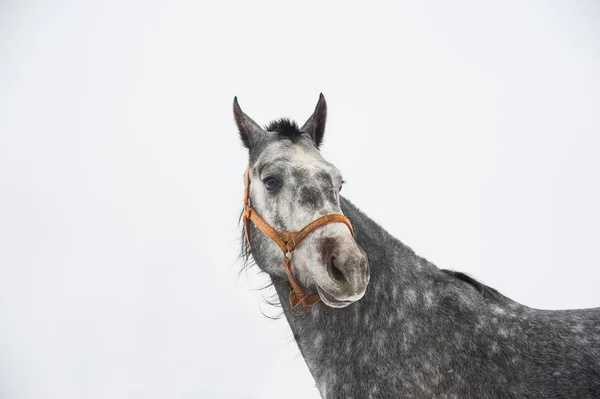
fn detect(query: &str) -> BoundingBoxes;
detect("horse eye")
[263,177,282,191]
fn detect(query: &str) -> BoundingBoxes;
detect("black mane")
[264,118,305,141]
[441,269,508,303]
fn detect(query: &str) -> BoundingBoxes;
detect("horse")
[233,94,600,398]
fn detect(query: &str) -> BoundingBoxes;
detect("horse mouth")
[316,285,355,308]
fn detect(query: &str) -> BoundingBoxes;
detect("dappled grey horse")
[233,95,600,398]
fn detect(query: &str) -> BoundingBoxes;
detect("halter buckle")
[284,237,296,253]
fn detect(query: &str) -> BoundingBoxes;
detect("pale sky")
[1,1,599,398]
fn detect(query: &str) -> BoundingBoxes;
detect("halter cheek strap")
[242,170,354,309]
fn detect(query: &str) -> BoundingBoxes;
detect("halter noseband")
[242,170,354,309]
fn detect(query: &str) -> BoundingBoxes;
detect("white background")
[1,1,599,398]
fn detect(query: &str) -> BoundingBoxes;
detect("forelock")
[249,119,310,163]
[264,118,305,142]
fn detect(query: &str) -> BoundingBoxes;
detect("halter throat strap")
[242,170,354,309]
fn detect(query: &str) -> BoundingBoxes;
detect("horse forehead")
[257,141,332,173]
[291,145,327,170]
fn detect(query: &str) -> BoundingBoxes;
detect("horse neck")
[270,196,449,390]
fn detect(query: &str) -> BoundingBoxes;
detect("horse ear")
[301,93,327,148]
[233,97,266,150]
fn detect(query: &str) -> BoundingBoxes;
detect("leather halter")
[242,170,354,309]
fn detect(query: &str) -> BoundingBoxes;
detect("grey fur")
[274,197,600,398]
[235,96,600,398]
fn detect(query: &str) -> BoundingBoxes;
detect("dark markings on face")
[323,187,338,206]
[316,171,338,205]
[299,186,325,209]
[252,139,343,228]
[315,171,333,187]
[273,211,286,231]
[291,168,310,184]
[318,236,338,266]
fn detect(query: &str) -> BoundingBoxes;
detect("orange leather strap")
[242,170,354,309]
[286,214,354,252]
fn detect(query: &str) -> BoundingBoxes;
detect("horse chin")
[316,285,355,308]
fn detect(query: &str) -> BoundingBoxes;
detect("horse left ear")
[301,93,327,148]
[233,96,267,150]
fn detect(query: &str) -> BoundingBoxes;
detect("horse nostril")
[328,256,346,283]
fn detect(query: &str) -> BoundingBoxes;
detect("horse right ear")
[233,97,266,150]
[301,93,327,149]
